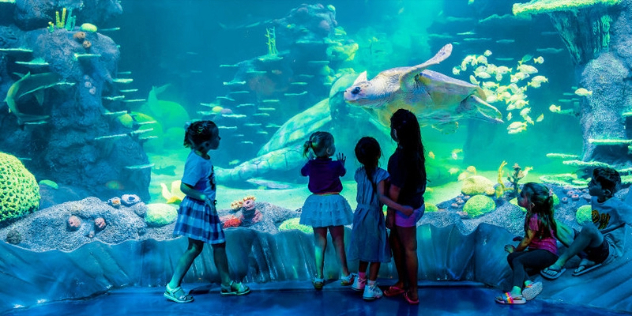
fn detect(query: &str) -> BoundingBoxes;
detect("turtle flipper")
[467,95,504,124]
[400,43,453,89]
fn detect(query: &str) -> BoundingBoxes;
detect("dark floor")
[2,281,630,316]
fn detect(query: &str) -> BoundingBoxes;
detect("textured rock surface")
[1,223,631,313]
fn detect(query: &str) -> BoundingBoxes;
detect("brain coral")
[576,205,593,226]
[145,203,177,227]
[462,195,496,218]
[278,218,312,234]
[0,152,40,223]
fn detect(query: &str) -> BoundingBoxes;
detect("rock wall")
[2,224,632,313]
[0,0,150,201]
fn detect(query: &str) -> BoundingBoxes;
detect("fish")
[448,167,460,175]
[466,166,477,174]
[457,31,476,36]
[536,114,544,122]
[533,56,544,64]
[154,165,176,176]
[507,112,513,120]
[483,50,492,57]
[222,114,246,118]
[536,48,564,54]
[241,141,254,144]
[457,172,469,181]
[520,107,531,117]
[549,104,561,112]
[428,151,435,159]
[451,149,462,160]
[495,57,515,61]
[575,88,593,96]
[228,160,241,166]
[519,54,533,64]
[495,39,515,44]
[452,67,461,75]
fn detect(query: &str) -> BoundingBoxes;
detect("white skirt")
[299,194,353,228]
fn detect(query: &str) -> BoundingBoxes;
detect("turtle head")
[343,71,384,108]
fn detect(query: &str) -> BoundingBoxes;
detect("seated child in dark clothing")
[541,167,632,279]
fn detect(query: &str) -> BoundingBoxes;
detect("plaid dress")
[173,151,225,244]
[174,197,225,244]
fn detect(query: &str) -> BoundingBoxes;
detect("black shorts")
[581,237,610,264]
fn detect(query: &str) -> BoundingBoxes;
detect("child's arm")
[506,229,535,253]
[380,180,414,216]
[180,182,217,214]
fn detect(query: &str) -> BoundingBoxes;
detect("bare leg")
[399,226,418,301]
[313,227,328,278]
[168,238,204,289]
[368,262,381,282]
[549,225,603,269]
[212,242,232,287]
[359,261,369,275]
[389,228,405,289]
[329,225,350,276]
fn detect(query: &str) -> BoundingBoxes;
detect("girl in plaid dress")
[165,120,250,303]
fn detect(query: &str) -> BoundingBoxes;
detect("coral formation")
[0,152,40,223]
[576,204,593,225]
[462,195,496,218]
[221,215,242,228]
[67,215,81,230]
[460,175,494,196]
[94,217,106,230]
[278,218,312,233]
[107,197,121,208]
[513,0,621,16]
[145,203,177,227]
[5,229,21,244]
[121,194,141,206]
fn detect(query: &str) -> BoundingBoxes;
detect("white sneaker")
[363,283,383,301]
[352,277,366,291]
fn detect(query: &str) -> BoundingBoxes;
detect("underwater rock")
[5,229,21,244]
[145,203,177,227]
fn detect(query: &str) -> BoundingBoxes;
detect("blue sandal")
[164,284,194,303]
[221,281,251,296]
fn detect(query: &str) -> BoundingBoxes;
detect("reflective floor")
[3,281,630,316]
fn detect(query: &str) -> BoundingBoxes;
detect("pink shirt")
[527,214,557,255]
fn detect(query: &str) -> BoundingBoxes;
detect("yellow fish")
[448,167,460,175]
[575,88,593,96]
[549,104,561,112]
[428,151,435,159]
[533,56,544,64]
[536,114,544,122]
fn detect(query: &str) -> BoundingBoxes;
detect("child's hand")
[337,153,346,165]
[402,205,414,215]
[504,244,515,254]
[205,198,218,215]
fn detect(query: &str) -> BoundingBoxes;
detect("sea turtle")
[343,43,503,132]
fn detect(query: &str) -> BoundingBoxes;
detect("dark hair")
[592,167,621,196]
[521,182,557,239]
[390,108,426,182]
[355,137,381,195]
[183,120,218,148]
[303,131,334,158]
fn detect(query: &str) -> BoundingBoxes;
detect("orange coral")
[73,31,86,41]
[220,215,242,228]
[82,40,92,49]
